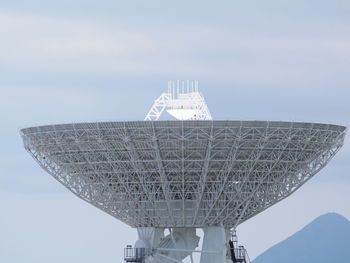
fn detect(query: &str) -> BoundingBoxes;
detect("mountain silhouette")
[252,213,350,263]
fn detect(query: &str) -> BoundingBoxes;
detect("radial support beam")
[192,122,214,225]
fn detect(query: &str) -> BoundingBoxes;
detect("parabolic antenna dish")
[20,120,346,228]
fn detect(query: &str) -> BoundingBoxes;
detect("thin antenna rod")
[177,80,179,97]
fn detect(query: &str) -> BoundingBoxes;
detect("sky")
[0,0,350,262]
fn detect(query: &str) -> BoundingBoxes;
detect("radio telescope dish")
[21,81,346,263]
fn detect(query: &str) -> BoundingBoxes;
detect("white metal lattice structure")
[21,120,346,228]
[20,86,347,263]
[145,80,212,121]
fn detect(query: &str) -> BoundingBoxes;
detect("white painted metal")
[131,227,200,263]
[148,228,200,263]
[20,87,347,263]
[145,81,212,121]
[199,227,229,263]
[136,227,165,249]
[21,121,346,229]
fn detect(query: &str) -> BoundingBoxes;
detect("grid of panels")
[21,121,346,228]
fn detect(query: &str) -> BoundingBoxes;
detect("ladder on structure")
[229,230,250,263]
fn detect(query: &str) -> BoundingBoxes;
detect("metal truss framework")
[144,81,212,121]
[21,121,346,228]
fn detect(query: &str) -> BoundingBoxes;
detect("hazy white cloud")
[1,13,350,80]
[0,14,155,71]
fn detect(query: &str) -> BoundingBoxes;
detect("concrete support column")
[199,226,228,263]
[136,227,165,249]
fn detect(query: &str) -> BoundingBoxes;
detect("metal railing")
[124,246,152,263]
[124,244,251,263]
[232,246,250,263]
